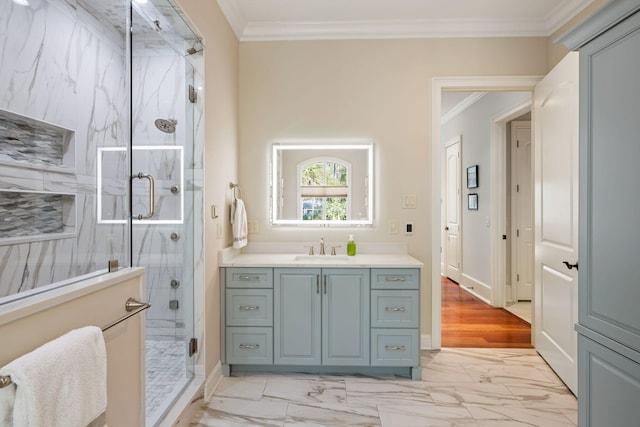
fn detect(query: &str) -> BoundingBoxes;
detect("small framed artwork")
[467,165,478,189]
[468,193,478,210]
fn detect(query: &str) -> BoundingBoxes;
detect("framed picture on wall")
[467,165,478,189]
[468,193,478,210]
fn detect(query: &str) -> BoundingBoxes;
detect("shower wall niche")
[0,109,76,244]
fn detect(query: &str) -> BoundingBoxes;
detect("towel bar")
[0,297,150,389]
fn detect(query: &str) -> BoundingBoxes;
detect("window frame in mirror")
[271,141,374,226]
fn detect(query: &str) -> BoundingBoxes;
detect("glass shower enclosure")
[0,0,203,425]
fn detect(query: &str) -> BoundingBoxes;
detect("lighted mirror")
[271,142,374,226]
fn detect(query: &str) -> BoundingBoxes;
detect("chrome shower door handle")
[132,172,156,220]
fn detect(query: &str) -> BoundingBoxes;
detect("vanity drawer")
[226,289,273,327]
[371,329,419,367]
[371,269,419,290]
[226,327,273,365]
[371,290,419,328]
[226,268,273,289]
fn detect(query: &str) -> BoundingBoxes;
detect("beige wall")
[239,37,549,338]
[175,0,239,377]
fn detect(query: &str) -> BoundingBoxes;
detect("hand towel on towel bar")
[0,326,107,427]
[230,198,248,249]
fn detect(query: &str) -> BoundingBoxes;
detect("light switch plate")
[389,220,399,234]
[402,193,417,209]
[247,220,258,234]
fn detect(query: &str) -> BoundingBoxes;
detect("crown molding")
[218,0,596,42]
[441,93,487,125]
[216,0,247,39]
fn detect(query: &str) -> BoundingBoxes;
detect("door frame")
[430,76,541,349]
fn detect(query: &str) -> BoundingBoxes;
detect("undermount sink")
[294,254,352,263]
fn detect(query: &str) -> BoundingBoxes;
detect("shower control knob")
[170,232,180,241]
[171,185,180,194]
[170,279,180,289]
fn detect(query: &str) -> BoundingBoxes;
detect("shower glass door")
[130,1,203,424]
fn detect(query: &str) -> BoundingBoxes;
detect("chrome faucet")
[319,237,325,255]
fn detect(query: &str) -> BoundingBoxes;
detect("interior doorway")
[430,76,542,350]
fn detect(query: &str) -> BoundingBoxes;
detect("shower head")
[154,118,177,134]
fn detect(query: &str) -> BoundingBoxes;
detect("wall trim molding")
[205,361,224,402]
[441,93,486,125]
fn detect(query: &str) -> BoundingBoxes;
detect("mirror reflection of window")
[299,159,350,221]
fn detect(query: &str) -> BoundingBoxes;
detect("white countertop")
[220,252,423,268]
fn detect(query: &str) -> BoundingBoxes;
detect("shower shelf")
[0,109,75,173]
[0,190,76,246]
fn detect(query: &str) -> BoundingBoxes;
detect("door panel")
[511,122,533,301]
[444,138,462,282]
[534,51,579,394]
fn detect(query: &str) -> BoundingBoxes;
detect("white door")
[444,137,462,283]
[511,121,533,301]
[533,52,579,394]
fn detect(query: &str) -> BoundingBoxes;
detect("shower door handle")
[132,172,156,220]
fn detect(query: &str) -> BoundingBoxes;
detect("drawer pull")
[385,277,406,282]
[239,305,260,311]
[238,275,260,281]
[385,306,407,312]
[239,344,260,350]
[385,345,406,351]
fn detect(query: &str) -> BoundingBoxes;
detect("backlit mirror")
[271,142,374,226]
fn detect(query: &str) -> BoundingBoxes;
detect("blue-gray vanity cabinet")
[370,268,420,371]
[274,268,370,366]
[223,268,274,366]
[274,268,322,365]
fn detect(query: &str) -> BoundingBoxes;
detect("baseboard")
[460,273,492,305]
[421,334,432,350]
[205,361,224,402]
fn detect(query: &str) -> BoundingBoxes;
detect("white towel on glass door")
[0,326,107,427]
[231,198,248,249]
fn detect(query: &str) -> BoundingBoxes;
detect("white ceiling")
[216,0,595,41]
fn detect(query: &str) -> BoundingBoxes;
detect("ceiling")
[216,0,595,41]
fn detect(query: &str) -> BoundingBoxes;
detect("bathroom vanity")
[220,251,423,379]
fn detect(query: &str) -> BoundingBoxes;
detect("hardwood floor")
[441,276,533,348]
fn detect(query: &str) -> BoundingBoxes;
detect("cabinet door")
[274,268,321,365]
[322,268,370,365]
[579,11,640,352]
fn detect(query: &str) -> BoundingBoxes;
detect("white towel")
[230,198,248,249]
[0,326,107,427]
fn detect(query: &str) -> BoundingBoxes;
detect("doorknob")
[562,261,578,271]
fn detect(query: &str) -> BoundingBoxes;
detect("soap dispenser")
[347,235,356,256]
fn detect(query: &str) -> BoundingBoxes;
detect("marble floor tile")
[465,405,576,426]
[263,376,347,404]
[426,383,524,407]
[285,403,381,427]
[377,404,478,427]
[190,396,288,427]
[189,349,577,426]
[345,378,432,406]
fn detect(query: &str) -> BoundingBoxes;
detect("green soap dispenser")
[347,234,356,256]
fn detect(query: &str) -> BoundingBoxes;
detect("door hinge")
[189,338,198,357]
[188,84,198,103]
[517,274,520,282]
[517,140,520,148]
[108,259,119,272]
[517,229,520,238]
[516,184,520,192]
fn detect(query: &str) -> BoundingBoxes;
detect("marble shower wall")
[0,0,129,298]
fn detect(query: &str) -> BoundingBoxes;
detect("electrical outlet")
[389,220,399,234]
[247,220,258,234]
[402,194,417,209]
